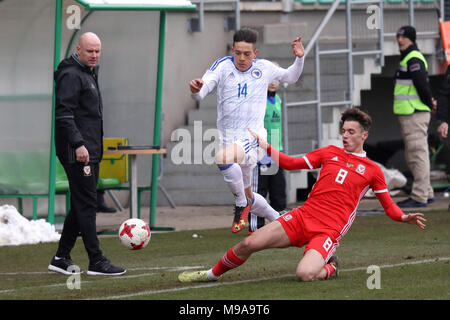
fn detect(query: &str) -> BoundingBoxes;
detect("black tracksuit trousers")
[56,161,103,264]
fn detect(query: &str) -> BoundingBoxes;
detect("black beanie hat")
[396,25,416,43]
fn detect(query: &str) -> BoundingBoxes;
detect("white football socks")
[218,163,247,207]
[250,192,279,222]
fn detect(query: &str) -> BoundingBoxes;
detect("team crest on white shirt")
[251,68,262,79]
[356,164,366,175]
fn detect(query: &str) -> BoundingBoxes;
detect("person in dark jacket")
[48,32,125,276]
[393,26,435,208]
[435,65,450,139]
[434,65,450,211]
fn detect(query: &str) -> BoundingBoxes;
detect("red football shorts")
[277,207,340,263]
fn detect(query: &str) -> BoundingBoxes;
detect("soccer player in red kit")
[178,107,426,282]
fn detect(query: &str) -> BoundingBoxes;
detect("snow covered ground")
[0,205,60,246]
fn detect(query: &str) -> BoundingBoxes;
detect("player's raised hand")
[189,78,204,93]
[248,128,269,150]
[291,37,305,58]
[401,212,427,229]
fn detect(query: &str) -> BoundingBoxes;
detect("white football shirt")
[192,56,304,145]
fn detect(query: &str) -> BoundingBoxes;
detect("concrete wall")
[162,12,232,146]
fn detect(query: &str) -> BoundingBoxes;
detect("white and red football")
[118,218,151,250]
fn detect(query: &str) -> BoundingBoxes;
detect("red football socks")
[323,263,336,280]
[211,247,246,277]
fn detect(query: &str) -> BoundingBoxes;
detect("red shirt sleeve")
[375,191,404,222]
[267,145,310,170]
[370,163,404,222]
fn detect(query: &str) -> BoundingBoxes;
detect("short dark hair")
[340,107,372,132]
[233,28,258,45]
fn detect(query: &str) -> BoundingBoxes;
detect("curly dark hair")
[339,107,372,132]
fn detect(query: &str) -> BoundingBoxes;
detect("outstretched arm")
[271,37,305,85]
[375,191,426,229]
[248,129,309,170]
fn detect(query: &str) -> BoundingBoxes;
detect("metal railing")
[189,0,240,32]
[281,0,385,153]
[282,0,442,154]
[187,0,443,154]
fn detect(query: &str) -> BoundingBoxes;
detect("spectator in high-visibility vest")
[394,26,436,208]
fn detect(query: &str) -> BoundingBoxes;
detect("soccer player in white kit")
[190,28,305,233]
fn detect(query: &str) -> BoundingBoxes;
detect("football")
[118,218,151,250]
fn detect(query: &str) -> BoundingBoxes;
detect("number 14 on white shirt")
[238,83,248,98]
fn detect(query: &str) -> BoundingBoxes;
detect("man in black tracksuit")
[48,32,125,276]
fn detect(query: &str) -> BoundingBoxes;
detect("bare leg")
[215,143,244,166]
[296,249,327,281]
[244,185,253,201]
[233,220,291,260]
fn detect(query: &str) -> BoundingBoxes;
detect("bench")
[55,157,122,214]
[0,145,122,220]
[0,150,52,219]
[1,137,169,222]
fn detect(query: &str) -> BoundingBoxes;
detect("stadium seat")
[97,177,121,189]
[16,151,48,193]
[54,156,122,215]
[55,159,69,193]
[0,152,22,194]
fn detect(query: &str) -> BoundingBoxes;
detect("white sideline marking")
[128,265,204,272]
[340,257,450,272]
[0,265,203,276]
[0,273,156,294]
[0,266,204,295]
[0,271,53,276]
[97,257,450,300]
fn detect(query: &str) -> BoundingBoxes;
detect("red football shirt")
[269,144,404,239]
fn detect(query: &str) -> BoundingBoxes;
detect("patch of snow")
[0,205,60,246]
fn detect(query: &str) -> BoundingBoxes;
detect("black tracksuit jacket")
[54,54,104,164]
[436,65,450,125]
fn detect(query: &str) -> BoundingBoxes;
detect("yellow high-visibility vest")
[393,50,431,115]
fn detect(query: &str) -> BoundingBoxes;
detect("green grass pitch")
[0,209,449,302]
